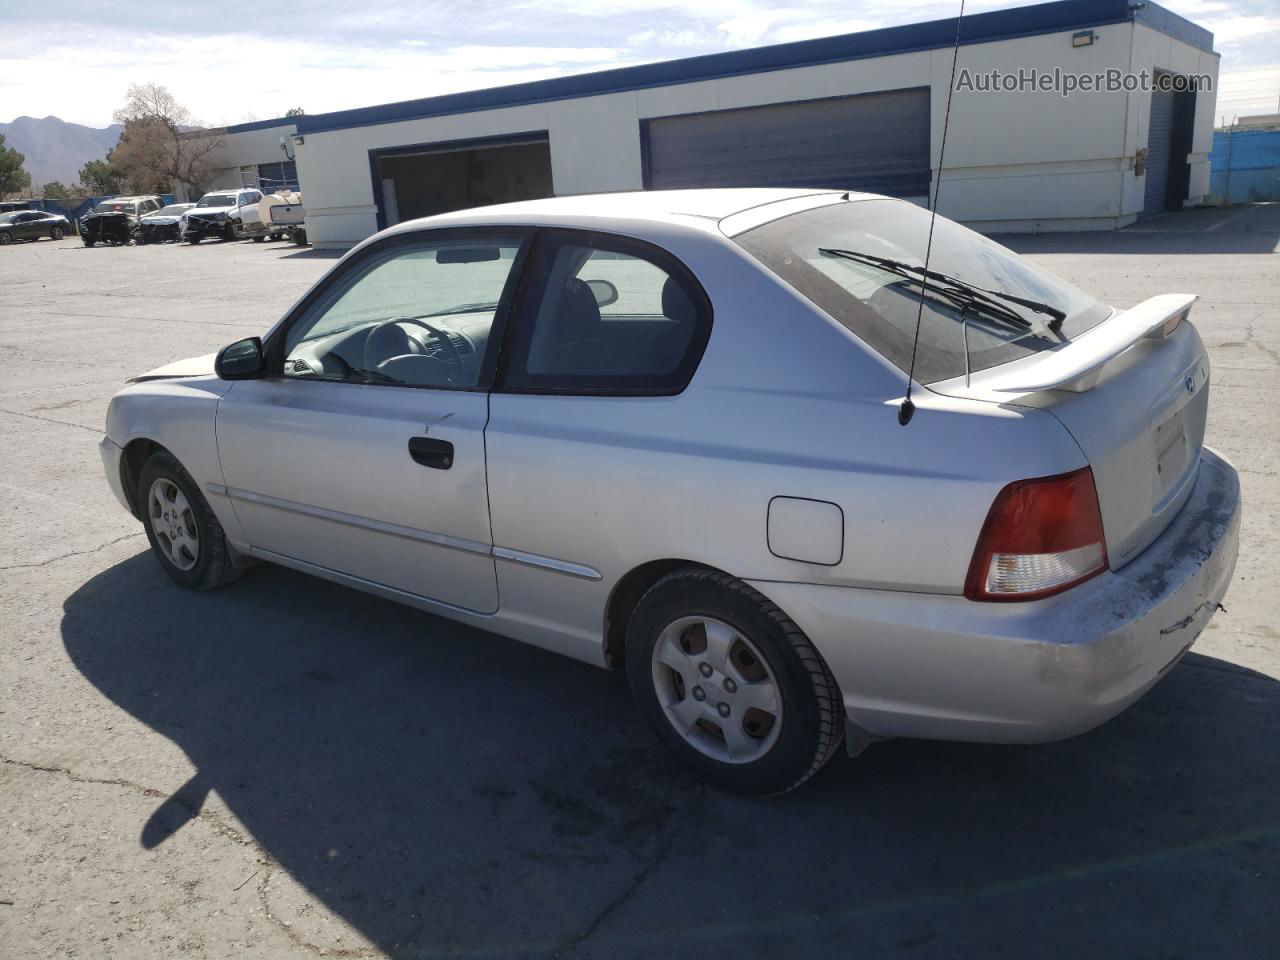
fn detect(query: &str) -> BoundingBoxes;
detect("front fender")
[105,376,246,543]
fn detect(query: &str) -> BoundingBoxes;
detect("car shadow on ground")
[63,554,1279,959]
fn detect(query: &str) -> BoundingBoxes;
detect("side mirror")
[585,278,619,308]
[215,337,267,380]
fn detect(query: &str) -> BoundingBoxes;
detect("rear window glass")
[734,199,1111,383]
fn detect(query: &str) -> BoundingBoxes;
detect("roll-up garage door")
[1143,86,1175,217]
[643,88,931,198]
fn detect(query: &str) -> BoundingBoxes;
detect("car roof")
[384,188,889,235]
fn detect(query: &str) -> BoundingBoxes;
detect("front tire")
[625,567,844,795]
[138,450,240,590]
[83,239,94,247]
[0,232,12,245]
[186,235,201,244]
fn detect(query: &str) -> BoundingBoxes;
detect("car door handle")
[408,436,454,469]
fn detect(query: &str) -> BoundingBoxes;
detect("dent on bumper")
[751,448,1241,745]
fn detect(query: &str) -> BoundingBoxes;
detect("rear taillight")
[965,467,1108,601]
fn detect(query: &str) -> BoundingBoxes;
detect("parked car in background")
[81,196,163,247]
[139,203,195,244]
[0,209,70,244]
[99,189,1240,795]
[183,189,265,243]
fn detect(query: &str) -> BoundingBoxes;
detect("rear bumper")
[750,447,1241,744]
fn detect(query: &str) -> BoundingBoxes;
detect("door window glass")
[505,234,710,392]
[282,236,525,389]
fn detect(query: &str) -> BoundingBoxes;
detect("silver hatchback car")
[101,189,1240,794]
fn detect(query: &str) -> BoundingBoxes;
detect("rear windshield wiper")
[818,248,1067,331]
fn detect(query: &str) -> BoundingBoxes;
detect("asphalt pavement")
[1,206,1277,959]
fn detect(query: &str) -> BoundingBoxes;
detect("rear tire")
[625,567,844,795]
[186,235,201,245]
[82,239,94,247]
[138,450,241,591]
[51,226,64,240]
[252,235,266,243]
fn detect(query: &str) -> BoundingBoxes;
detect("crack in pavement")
[5,755,379,958]
[42,310,261,329]
[547,783,706,960]
[0,532,144,571]
[0,347,95,367]
[0,407,101,433]
[0,755,256,849]
[255,870,382,959]
[1245,314,1280,367]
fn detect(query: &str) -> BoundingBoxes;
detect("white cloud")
[1216,65,1280,120]
[1,0,1277,129]
[1200,15,1280,47]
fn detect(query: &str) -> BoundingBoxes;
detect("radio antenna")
[899,0,966,426]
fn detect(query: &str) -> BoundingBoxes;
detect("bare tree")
[111,83,223,196]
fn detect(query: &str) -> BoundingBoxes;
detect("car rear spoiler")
[984,294,1197,394]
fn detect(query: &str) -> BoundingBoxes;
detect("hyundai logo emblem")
[1185,374,1196,396]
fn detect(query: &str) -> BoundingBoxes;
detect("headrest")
[662,276,697,326]
[558,277,603,340]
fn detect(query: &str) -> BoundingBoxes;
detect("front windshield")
[153,205,190,216]
[735,199,1111,382]
[197,195,236,207]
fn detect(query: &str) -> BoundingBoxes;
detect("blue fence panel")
[1209,128,1280,204]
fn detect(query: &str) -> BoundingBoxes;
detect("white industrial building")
[175,118,300,202]
[208,0,1219,249]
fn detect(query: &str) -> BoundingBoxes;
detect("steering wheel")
[360,317,471,389]
[397,317,466,369]
[363,317,467,377]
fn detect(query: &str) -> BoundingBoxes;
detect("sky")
[0,0,1276,129]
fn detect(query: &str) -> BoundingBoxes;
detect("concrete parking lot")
[1,205,1278,959]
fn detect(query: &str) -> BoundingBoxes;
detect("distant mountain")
[0,116,123,190]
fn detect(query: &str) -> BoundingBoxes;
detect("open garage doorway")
[372,133,553,229]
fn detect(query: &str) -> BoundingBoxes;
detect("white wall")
[179,122,297,200]
[297,20,1218,247]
